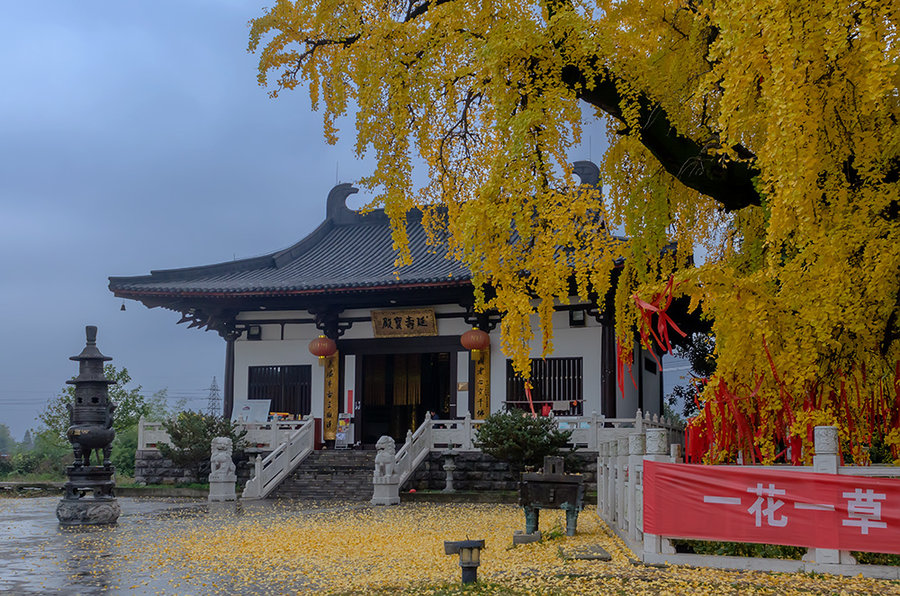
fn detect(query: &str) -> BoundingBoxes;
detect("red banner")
[643,460,900,554]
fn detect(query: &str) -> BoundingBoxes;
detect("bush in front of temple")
[475,411,574,472]
[158,411,247,481]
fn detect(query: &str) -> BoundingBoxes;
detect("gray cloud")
[0,1,607,440]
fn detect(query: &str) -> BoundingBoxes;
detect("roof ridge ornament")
[573,160,600,187]
[326,183,361,224]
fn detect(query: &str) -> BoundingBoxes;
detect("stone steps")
[270,450,376,500]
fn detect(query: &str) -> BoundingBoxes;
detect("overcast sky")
[0,2,630,441]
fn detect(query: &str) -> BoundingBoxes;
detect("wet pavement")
[0,497,347,595]
[5,496,899,596]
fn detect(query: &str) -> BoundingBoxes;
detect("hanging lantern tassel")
[461,328,490,354]
[309,335,337,361]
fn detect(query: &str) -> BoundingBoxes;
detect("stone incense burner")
[56,326,120,526]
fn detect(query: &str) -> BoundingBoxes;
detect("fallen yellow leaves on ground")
[103,501,900,595]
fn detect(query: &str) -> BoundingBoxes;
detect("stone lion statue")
[209,437,236,481]
[374,435,396,478]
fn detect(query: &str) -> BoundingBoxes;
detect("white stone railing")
[387,409,675,498]
[597,426,900,579]
[430,413,483,450]
[393,413,435,489]
[240,420,307,451]
[136,417,169,450]
[389,409,677,489]
[139,410,679,454]
[137,417,307,452]
[559,409,684,450]
[242,419,315,500]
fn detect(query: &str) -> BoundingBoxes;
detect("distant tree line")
[0,365,243,484]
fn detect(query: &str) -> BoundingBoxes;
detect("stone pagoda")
[56,326,121,526]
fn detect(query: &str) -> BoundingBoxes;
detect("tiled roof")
[108,184,470,297]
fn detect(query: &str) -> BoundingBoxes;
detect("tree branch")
[561,64,762,211]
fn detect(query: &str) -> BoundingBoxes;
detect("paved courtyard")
[1,497,898,595]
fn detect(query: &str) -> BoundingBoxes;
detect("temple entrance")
[358,352,452,444]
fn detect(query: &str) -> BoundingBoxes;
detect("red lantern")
[308,335,337,360]
[460,328,490,352]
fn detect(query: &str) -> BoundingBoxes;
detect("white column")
[606,440,618,522]
[616,436,628,530]
[597,441,608,519]
[344,354,356,414]
[642,428,675,556]
[627,433,645,542]
[456,351,469,418]
[802,426,856,565]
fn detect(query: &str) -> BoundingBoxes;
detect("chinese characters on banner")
[643,460,900,554]
[473,348,490,419]
[371,308,437,337]
[322,352,339,440]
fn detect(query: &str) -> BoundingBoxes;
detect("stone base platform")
[56,497,121,526]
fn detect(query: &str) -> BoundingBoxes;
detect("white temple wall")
[234,303,612,420]
[232,322,325,419]
[615,341,663,418]
[487,308,603,417]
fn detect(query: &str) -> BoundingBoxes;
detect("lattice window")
[248,365,312,417]
[505,357,583,416]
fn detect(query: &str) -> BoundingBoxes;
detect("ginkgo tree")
[249,0,900,464]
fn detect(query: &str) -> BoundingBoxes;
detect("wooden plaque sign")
[473,348,491,419]
[323,352,339,440]
[371,308,437,337]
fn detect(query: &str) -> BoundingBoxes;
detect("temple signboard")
[323,352,339,440]
[473,348,490,419]
[371,308,437,338]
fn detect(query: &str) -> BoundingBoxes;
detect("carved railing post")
[606,440,617,523]
[670,443,683,463]
[597,441,608,518]
[802,426,856,565]
[627,433,645,542]
[616,436,628,532]
[642,428,675,556]
[463,412,474,450]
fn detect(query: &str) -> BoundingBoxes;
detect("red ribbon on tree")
[632,276,687,367]
[524,381,537,415]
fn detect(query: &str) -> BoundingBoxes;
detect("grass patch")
[0,471,66,483]
[543,523,567,541]
[671,539,806,560]
[118,481,209,490]
[672,540,900,566]
[852,551,900,566]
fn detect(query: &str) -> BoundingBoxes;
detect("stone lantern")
[444,539,485,584]
[56,326,121,526]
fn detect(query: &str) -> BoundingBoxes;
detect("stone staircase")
[270,450,376,500]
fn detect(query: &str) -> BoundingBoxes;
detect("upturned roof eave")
[110,278,474,301]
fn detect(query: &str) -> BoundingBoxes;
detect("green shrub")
[851,551,900,566]
[111,425,138,477]
[672,539,805,560]
[158,411,246,479]
[672,540,900,566]
[11,451,41,475]
[475,410,574,471]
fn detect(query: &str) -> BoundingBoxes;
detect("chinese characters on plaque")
[323,352,339,440]
[644,460,900,554]
[371,308,437,337]
[473,348,490,419]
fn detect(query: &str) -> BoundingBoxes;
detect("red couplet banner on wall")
[643,460,900,555]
